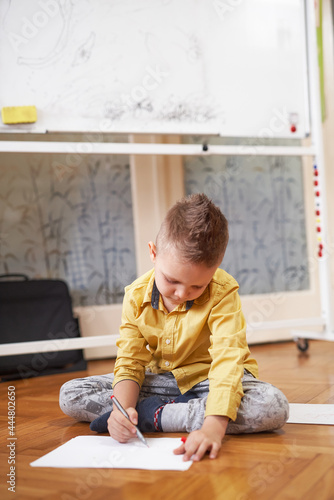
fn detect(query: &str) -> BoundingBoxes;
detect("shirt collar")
[142,270,210,311]
[150,280,194,310]
[151,280,160,309]
[194,286,210,305]
[151,280,210,311]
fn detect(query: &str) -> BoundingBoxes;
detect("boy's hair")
[156,193,229,267]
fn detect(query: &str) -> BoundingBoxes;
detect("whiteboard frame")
[0,0,310,138]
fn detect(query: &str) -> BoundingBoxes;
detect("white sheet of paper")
[30,436,192,471]
[287,403,334,425]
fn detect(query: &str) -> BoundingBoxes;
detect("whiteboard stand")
[0,0,333,357]
[0,335,120,356]
[292,0,334,351]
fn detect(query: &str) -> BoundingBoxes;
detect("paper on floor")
[287,403,334,425]
[30,436,192,471]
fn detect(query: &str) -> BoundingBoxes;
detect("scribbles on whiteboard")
[72,32,96,67]
[16,1,73,69]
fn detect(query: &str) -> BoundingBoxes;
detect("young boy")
[59,193,289,462]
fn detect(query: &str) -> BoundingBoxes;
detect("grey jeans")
[59,370,289,434]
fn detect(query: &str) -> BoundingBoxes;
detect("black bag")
[0,274,86,381]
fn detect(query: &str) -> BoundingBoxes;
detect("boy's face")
[148,242,219,312]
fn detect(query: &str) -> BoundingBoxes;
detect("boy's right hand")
[107,407,138,443]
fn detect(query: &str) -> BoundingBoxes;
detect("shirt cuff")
[205,388,242,421]
[112,370,144,389]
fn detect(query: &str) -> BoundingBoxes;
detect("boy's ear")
[148,241,157,263]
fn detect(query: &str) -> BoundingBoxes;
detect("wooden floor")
[1,340,334,500]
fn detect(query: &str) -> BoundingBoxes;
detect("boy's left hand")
[173,415,229,462]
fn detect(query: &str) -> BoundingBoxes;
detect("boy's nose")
[175,287,188,301]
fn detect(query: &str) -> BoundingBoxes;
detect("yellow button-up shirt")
[113,268,258,421]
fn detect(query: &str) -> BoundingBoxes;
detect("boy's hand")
[107,407,138,443]
[173,415,229,462]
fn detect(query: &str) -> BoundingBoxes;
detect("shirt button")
[165,361,170,367]
[165,339,171,345]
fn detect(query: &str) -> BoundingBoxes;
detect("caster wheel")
[296,338,309,352]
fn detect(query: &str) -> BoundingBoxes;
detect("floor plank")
[1,340,334,500]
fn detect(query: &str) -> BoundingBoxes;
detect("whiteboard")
[0,0,309,137]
